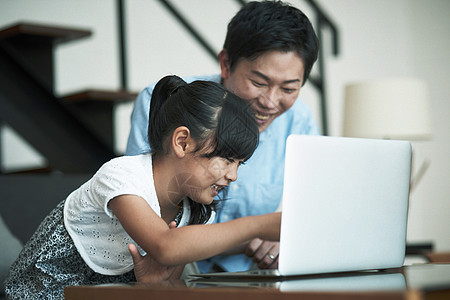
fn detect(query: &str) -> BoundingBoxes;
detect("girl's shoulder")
[90,154,154,189]
[99,154,152,174]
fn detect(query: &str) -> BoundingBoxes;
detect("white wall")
[315,0,450,251]
[1,0,449,251]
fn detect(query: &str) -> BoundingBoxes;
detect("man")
[126,0,319,273]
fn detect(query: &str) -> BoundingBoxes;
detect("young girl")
[5,75,281,299]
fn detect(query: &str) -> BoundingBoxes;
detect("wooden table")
[65,263,450,300]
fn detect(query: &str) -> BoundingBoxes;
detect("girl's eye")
[224,157,245,166]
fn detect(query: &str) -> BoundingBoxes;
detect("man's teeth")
[211,184,219,191]
[255,113,270,120]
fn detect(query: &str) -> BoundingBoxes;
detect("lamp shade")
[343,78,433,140]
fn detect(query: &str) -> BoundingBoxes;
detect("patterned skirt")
[4,200,135,299]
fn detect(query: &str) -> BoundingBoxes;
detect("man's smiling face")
[221,50,304,132]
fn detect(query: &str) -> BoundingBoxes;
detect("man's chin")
[256,118,274,132]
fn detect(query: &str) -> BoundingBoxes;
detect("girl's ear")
[218,49,231,80]
[171,126,193,158]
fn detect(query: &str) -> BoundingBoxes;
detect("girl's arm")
[217,242,249,256]
[109,194,280,266]
[128,221,185,282]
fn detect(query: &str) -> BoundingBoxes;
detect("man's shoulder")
[279,98,315,124]
[266,98,319,136]
[183,74,221,83]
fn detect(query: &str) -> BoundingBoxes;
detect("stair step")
[62,89,138,104]
[4,166,53,175]
[0,22,91,45]
[61,90,138,151]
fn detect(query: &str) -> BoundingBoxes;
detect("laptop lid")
[278,135,411,276]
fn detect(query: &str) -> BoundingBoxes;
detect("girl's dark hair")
[148,75,259,224]
[223,0,319,86]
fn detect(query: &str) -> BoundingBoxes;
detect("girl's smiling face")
[167,153,242,206]
[184,155,241,205]
[160,124,253,210]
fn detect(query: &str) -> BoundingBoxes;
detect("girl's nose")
[225,164,238,182]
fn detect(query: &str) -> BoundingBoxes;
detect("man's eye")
[282,88,296,93]
[251,80,266,87]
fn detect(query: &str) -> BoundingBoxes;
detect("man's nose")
[259,87,279,109]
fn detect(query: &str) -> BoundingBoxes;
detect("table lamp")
[343,78,433,191]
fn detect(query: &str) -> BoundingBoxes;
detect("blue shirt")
[125,75,320,272]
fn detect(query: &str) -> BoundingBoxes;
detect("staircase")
[0,22,139,246]
[0,22,137,174]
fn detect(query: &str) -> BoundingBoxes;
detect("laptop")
[192,135,412,279]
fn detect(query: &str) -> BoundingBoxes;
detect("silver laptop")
[193,135,411,279]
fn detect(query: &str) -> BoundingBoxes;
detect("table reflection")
[187,270,406,291]
[279,272,405,292]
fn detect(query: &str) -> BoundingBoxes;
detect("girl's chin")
[190,190,215,205]
[196,197,214,205]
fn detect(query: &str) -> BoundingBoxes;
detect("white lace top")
[63,154,214,275]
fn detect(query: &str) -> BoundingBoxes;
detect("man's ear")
[171,126,192,158]
[218,49,231,80]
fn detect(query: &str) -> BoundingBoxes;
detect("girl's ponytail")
[148,75,187,155]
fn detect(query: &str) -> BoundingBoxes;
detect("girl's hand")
[129,221,185,283]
